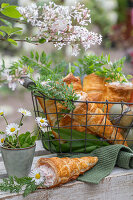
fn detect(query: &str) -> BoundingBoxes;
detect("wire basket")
[22,77,133,154]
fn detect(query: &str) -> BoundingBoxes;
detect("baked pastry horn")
[36,156,98,188]
[63,72,83,91]
[73,93,128,146]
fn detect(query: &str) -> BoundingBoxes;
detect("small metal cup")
[1,144,36,178]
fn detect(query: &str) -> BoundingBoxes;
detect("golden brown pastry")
[59,114,86,132]
[37,73,83,129]
[36,156,98,188]
[83,73,106,102]
[63,72,83,91]
[37,97,66,139]
[105,82,133,111]
[73,93,127,146]
[83,74,133,111]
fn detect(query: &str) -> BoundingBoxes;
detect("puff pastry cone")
[83,73,106,109]
[36,156,98,188]
[59,73,87,133]
[37,73,82,125]
[105,82,133,111]
[72,93,128,146]
[37,73,83,137]
[37,97,66,139]
[63,72,83,91]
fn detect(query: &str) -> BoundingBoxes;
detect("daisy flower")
[6,123,20,136]
[30,168,45,185]
[18,108,32,116]
[36,117,48,127]
[38,124,47,133]
[0,134,5,146]
[0,109,4,116]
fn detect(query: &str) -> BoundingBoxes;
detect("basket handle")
[20,76,36,89]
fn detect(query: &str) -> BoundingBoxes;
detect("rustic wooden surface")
[0,140,133,200]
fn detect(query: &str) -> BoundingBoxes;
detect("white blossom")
[30,168,45,185]
[17,2,102,56]
[36,117,48,127]
[6,123,20,136]
[18,108,32,116]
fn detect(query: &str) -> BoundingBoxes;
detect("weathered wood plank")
[0,171,133,200]
[0,140,133,200]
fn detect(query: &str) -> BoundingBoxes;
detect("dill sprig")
[77,54,132,82]
[0,176,38,197]
[30,80,78,112]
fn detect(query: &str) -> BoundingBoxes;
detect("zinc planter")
[1,144,36,178]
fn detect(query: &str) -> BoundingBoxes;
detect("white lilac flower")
[36,117,48,127]
[30,168,45,185]
[6,123,20,136]
[18,108,32,116]
[0,109,4,116]
[17,2,102,56]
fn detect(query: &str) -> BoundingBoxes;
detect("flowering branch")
[17,2,102,56]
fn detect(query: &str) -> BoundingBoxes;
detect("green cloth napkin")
[62,144,133,184]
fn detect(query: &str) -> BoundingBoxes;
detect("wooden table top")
[0,141,133,200]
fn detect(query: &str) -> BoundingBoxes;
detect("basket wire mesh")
[31,91,133,154]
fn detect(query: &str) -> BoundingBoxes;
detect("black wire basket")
[22,77,133,154]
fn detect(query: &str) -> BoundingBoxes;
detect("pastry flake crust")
[63,72,83,91]
[73,93,127,146]
[37,156,98,188]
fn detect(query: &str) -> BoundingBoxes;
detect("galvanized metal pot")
[1,144,36,178]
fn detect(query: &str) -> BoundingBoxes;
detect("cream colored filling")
[40,165,56,187]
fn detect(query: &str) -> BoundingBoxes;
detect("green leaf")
[1,3,9,8]
[1,6,22,18]
[30,51,34,59]
[7,38,17,46]
[39,38,46,43]
[0,31,4,36]
[35,51,39,62]
[0,26,22,35]
[42,129,109,153]
[40,51,46,64]
[0,131,5,135]
[0,18,12,27]
[108,54,110,62]
[127,75,133,79]
[21,143,30,148]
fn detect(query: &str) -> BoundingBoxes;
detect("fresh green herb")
[8,51,67,82]
[0,176,38,197]
[77,54,132,82]
[42,128,110,153]
[30,80,78,112]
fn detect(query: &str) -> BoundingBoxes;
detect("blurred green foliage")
[116,0,128,23]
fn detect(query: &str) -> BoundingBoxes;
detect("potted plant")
[0,108,47,178]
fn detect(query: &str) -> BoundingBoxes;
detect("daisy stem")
[16,133,22,148]
[2,115,8,125]
[16,114,24,137]
[19,115,24,128]
[6,141,16,149]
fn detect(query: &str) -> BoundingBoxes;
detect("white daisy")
[18,108,32,116]
[30,168,45,185]
[39,124,47,133]
[0,109,4,116]
[0,134,5,146]
[6,123,20,136]
[36,117,48,127]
